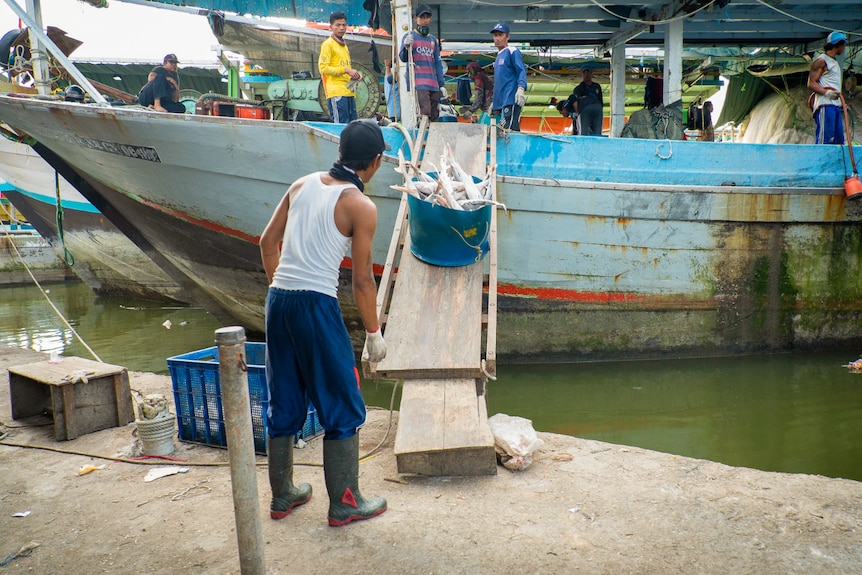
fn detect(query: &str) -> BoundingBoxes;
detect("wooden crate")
[8,357,134,441]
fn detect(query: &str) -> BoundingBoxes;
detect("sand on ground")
[0,345,860,574]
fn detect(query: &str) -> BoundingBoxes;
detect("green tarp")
[70,62,227,98]
[715,72,771,126]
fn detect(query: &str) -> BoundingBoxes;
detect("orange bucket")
[846,175,862,200]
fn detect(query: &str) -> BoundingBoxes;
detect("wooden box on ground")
[8,357,134,440]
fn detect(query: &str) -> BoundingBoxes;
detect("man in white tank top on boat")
[808,31,848,145]
[259,119,389,527]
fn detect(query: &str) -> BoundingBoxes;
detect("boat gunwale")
[498,174,844,197]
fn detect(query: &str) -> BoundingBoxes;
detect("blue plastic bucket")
[407,192,491,267]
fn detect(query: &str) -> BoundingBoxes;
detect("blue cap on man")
[490,22,509,34]
[826,31,847,46]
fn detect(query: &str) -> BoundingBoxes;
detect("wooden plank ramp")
[363,122,498,476]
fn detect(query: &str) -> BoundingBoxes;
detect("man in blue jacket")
[490,22,527,131]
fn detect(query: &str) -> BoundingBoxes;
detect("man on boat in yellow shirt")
[318,11,363,123]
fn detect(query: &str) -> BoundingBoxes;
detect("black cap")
[340,120,390,162]
[415,4,432,17]
[163,53,180,63]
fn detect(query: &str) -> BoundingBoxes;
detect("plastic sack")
[488,413,544,471]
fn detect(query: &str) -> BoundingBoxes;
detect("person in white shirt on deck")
[808,31,848,145]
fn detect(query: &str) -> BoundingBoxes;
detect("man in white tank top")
[259,120,389,526]
[808,31,848,145]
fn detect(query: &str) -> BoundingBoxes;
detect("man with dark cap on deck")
[138,53,184,113]
[399,4,448,121]
[808,31,848,145]
[572,67,604,136]
[260,119,389,527]
[490,22,527,131]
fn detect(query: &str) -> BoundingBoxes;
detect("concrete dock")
[0,344,860,574]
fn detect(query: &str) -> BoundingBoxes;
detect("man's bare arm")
[808,59,830,95]
[349,194,380,333]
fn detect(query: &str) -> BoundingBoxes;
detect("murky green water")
[2,281,861,481]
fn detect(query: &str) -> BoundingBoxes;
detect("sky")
[0,0,220,63]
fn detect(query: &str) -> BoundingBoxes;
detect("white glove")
[440,86,448,100]
[826,90,840,100]
[515,86,526,108]
[363,328,387,363]
[403,34,414,48]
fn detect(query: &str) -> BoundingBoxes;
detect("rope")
[0,224,102,362]
[54,170,73,266]
[449,221,490,262]
[0,379,401,465]
[655,140,673,160]
[407,34,420,126]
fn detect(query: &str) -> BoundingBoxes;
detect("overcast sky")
[0,0,220,63]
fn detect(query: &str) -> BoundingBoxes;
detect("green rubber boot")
[268,435,312,520]
[324,435,387,527]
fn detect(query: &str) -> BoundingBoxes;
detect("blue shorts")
[814,105,844,145]
[265,288,366,440]
[327,96,357,124]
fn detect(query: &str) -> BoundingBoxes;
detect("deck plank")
[394,378,496,476]
[371,236,484,379]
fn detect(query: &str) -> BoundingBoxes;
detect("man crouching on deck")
[259,119,389,526]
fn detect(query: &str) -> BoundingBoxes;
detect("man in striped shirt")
[399,4,448,121]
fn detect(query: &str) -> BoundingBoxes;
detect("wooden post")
[610,45,626,138]
[23,0,49,95]
[216,326,265,575]
[663,19,684,106]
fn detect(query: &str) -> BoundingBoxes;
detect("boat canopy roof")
[129,0,862,50]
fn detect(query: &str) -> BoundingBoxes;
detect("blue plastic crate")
[167,342,323,454]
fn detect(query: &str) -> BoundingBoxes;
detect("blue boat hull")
[1,96,861,359]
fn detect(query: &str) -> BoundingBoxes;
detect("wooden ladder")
[362,120,498,476]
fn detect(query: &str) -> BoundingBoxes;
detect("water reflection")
[0,281,222,374]
[2,281,861,481]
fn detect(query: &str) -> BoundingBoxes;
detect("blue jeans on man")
[328,96,358,124]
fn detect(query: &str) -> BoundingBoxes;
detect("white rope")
[588,0,719,26]
[0,225,103,362]
[655,139,673,160]
[754,0,860,37]
[407,35,420,127]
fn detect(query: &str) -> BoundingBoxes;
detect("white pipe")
[663,19,683,105]
[392,0,416,129]
[610,45,626,137]
[2,0,107,104]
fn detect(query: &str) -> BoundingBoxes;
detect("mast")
[3,0,107,104]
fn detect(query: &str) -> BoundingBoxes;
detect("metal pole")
[2,0,108,104]
[215,326,266,575]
